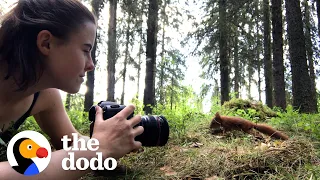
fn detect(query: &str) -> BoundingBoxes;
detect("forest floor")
[1,99,319,179]
[79,118,320,180]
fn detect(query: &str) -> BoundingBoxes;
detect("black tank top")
[0,92,40,144]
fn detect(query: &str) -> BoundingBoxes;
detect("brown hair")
[0,0,96,91]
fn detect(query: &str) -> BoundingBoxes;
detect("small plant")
[222,98,278,121]
[270,105,320,140]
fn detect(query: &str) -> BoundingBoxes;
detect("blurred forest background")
[1,0,320,179]
[1,0,319,114]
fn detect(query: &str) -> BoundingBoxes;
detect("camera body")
[89,101,169,147]
[89,101,133,122]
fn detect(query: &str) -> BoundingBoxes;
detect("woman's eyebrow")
[83,43,92,50]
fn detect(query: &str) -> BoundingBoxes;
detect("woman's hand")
[91,105,144,159]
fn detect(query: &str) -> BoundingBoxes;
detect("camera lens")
[134,115,169,147]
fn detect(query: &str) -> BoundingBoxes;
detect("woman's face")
[40,21,96,93]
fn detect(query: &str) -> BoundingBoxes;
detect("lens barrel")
[135,115,169,147]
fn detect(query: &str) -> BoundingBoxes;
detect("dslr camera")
[89,101,169,147]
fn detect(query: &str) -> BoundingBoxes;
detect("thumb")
[94,106,104,123]
[90,106,103,138]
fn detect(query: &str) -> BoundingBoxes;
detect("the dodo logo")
[6,130,51,176]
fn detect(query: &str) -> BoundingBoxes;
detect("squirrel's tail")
[254,124,289,140]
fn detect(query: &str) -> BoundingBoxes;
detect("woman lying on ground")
[0,0,144,179]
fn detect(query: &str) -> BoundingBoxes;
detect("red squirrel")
[210,112,289,140]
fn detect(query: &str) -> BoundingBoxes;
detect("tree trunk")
[170,74,173,110]
[316,0,320,37]
[247,27,253,100]
[219,0,229,105]
[136,36,143,99]
[239,60,245,99]
[271,0,286,110]
[263,0,273,108]
[256,19,262,101]
[143,0,158,114]
[121,12,131,105]
[159,0,167,105]
[247,61,253,100]
[257,53,262,102]
[107,0,117,102]
[255,0,262,102]
[84,62,95,111]
[136,1,145,100]
[285,0,317,113]
[84,0,104,112]
[303,0,318,112]
[234,30,239,99]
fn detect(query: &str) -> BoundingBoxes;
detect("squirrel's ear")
[215,112,220,118]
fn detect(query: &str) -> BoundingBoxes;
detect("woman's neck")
[0,67,51,106]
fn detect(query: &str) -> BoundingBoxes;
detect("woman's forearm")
[0,147,98,180]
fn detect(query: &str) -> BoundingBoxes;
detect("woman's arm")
[33,88,81,149]
[0,145,96,180]
[0,101,144,179]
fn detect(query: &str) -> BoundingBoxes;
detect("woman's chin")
[59,85,81,94]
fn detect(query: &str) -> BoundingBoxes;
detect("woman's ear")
[36,30,52,56]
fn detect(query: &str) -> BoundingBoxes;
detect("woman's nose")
[85,58,95,72]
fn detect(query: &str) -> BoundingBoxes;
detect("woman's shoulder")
[31,88,64,116]
[38,88,62,101]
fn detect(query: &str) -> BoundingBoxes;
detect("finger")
[114,104,135,120]
[133,141,142,150]
[132,126,144,137]
[129,115,142,127]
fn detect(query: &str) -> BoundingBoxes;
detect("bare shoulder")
[30,88,64,116]
[39,88,62,104]
[31,89,78,149]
